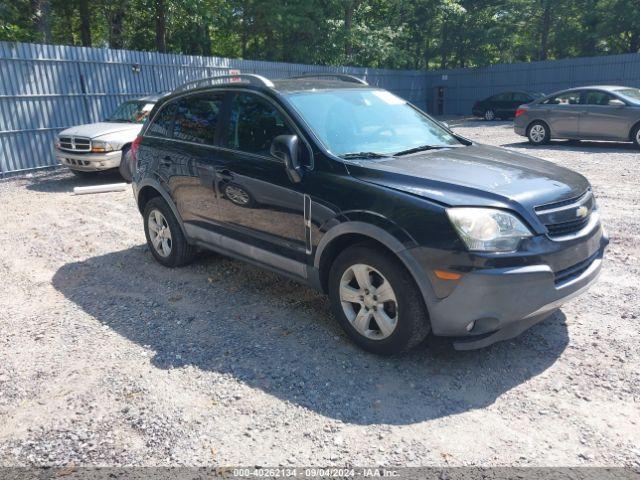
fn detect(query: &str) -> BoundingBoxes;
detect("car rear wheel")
[143,197,196,267]
[527,121,550,145]
[328,244,430,355]
[484,109,496,121]
[632,124,640,148]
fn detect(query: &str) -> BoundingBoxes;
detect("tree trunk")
[108,2,126,49]
[440,21,449,69]
[344,0,360,60]
[629,31,640,53]
[539,0,551,60]
[155,0,166,53]
[79,0,91,47]
[31,0,52,43]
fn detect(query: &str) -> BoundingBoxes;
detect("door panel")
[543,91,582,138]
[215,92,307,262]
[166,93,226,227]
[579,91,630,140]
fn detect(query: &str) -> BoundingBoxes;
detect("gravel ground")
[0,119,638,468]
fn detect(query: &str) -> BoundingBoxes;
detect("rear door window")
[545,91,581,105]
[581,90,616,106]
[512,92,530,103]
[173,94,225,145]
[223,93,293,156]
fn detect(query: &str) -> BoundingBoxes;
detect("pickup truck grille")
[535,190,595,239]
[58,136,91,152]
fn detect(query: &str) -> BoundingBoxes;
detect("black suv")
[131,74,607,355]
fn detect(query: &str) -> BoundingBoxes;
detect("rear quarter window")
[147,102,177,138]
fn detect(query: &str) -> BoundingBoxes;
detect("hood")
[59,122,142,139]
[346,143,590,210]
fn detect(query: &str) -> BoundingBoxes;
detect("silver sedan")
[514,85,640,147]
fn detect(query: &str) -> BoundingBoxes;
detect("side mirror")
[609,99,625,107]
[271,134,303,183]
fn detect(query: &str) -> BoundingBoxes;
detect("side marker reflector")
[434,269,462,280]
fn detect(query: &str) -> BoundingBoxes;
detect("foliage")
[1,0,639,69]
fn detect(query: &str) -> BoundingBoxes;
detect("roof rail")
[174,74,274,93]
[290,73,368,85]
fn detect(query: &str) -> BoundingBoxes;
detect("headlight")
[91,140,115,153]
[446,208,532,252]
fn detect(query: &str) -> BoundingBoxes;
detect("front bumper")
[54,147,122,171]
[410,223,608,349]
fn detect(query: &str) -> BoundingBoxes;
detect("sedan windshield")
[615,88,640,102]
[107,101,155,124]
[285,89,462,157]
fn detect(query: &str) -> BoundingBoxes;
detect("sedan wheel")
[339,263,398,340]
[528,122,550,144]
[484,109,496,121]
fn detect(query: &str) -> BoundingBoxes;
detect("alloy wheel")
[530,124,546,143]
[484,109,495,121]
[339,263,398,340]
[147,209,172,257]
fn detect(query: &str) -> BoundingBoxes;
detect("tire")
[118,147,132,183]
[484,109,496,121]
[143,197,196,267]
[631,123,640,148]
[328,244,430,355]
[527,121,550,145]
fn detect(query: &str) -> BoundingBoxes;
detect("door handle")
[218,169,234,181]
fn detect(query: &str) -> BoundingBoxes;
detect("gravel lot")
[0,119,638,468]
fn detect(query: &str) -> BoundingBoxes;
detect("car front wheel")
[527,121,550,144]
[143,197,196,267]
[632,124,640,148]
[484,109,496,121]
[328,244,430,355]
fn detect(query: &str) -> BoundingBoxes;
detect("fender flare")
[136,178,189,239]
[313,221,438,310]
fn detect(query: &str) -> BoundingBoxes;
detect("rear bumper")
[412,224,608,349]
[513,118,527,136]
[54,148,122,171]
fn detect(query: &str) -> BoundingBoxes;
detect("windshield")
[615,88,640,102]
[285,89,462,157]
[107,101,155,123]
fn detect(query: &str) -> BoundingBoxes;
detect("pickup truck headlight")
[91,140,115,153]
[446,207,532,252]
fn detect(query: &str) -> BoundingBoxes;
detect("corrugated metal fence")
[1,41,640,176]
[0,41,426,176]
[424,53,640,116]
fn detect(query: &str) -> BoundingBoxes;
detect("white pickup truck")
[54,93,168,181]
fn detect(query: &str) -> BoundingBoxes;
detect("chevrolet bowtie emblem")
[576,206,589,218]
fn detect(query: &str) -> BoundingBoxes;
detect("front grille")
[554,251,599,285]
[535,190,595,238]
[58,136,91,152]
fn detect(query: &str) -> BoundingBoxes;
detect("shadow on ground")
[53,246,569,425]
[25,169,126,193]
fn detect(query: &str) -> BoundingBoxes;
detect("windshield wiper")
[340,151,389,159]
[393,145,448,157]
